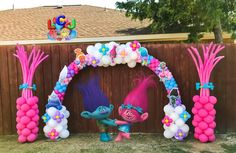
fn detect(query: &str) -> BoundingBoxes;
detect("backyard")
[0,133,236,153]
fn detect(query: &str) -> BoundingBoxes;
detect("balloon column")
[14,45,48,143]
[188,43,225,143]
[47,15,77,41]
[43,41,190,141]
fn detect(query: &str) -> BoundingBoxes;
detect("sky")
[0,0,126,11]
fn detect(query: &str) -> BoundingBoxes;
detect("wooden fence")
[0,43,235,135]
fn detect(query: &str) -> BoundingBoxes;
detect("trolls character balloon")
[115,75,156,142]
[78,76,126,142]
[47,15,77,41]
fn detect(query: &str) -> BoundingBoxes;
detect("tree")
[116,0,236,43]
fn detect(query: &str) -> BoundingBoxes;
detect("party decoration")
[14,45,48,143]
[78,76,127,142]
[115,76,156,142]
[188,43,225,143]
[43,41,190,141]
[47,15,77,41]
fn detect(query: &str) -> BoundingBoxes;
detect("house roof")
[0,5,151,41]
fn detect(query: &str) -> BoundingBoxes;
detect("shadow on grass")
[221,144,236,153]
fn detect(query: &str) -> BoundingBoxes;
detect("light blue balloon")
[55,23,63,31]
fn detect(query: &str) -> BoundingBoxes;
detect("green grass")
[0,133,235,153]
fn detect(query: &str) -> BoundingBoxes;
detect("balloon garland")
[42,41,190,140]
[47,15,77,41]
[14,45,48,143]
[188,43,225,143]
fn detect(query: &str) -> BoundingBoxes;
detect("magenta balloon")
[199,96,208,104]
[16,123,25,130]
[21,104,30,112]
[194,133,199,139]
[199,121,208,130]
[18,135,27,143]
[32,115,39,122]
[192,120,198,126]
[204,103,214,111]
[198,109,208,117]
[209,109,216,116]
[204,116,214,124]
[194,102,202,110]
[20,116,31,125]
[27,121,37,129]
[209,96,217,104]
[32,104,38,110]
[21,128,31,136]
[16,117,21,123]
[209,122,216,129]
[32,127,39,134]
[26,109,36,117]
[199,134,208,143]
[192,107,198,114]
[204,128,214,136]
[192,95,200,102]
[194,114,202,122]
[27,133,37,142]
[27,98,37,106]
[208,134,216,142]
[195,127,203,134]
[17,110,25,117]
[16,97,26,105]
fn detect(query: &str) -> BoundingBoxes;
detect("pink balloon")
[17,110,25,117]
[204,128,214,136]
[27,121,36,129]
[198,109,208,117]
[199,121,208,130]
[209,134,216,142]
[16,97,26,105]
[194,102,202,110]
[209,122,216,129]
[193,95,200,102]
[195,127,203,134]
[194,114,202,122]
[192,107,198,114]
[204,103,214,111]
[209,109,216,116]
[16,117,20,123]
[21,104,30,112]
[18,135,27,143]
[26,109,36,117]
[192,120,198,127]
[32,127,39,134]
[21,128,31,136]
[194,133,199,139]
[20,116,31,125]
[27,133,37,142]
[199,96,208,104]
[17,130,21,135]
[17,105,21,110]
[199,134,208,143]
[209,96,217,104]
[16,123,25,130]
[204,116,214,124]
[32,115,39,122]
[32,104,38,110]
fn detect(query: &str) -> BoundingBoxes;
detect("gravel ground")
[0,133,235,153]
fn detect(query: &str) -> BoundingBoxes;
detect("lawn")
[0,133,235,153]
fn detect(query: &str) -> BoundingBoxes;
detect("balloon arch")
[41,41,191,140]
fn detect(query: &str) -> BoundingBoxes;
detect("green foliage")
[116,0,236,42]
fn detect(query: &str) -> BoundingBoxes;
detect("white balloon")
[55,125,63,133]
[46,107,57,117]
[163,124,169,130]
[127,61,136,68]
[124,56,131,63]
[43,125,52,133]
[86,45,95,54]
[174,106,184,115]
[181,105,186,110]
[170,112,179,121]
[130,52,138,60]
[175,118,185,127]
[163,130,174,139]
[94,43,102,49]
[110,62,116,66]
[63,124,68,129]
[59,66,68,82]
[114,57,122,64]
[63,110,70,118]
[61,106,66,113]
[164,104,174,114]
[59,130,70,138]
[180,124,190,133]
[94,52,102,59]
[101,56,111,66]
[61,119,68,125]
[169,124,178,133]
[48,119,57,128]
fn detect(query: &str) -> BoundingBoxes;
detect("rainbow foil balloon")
[47,15,77,41]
